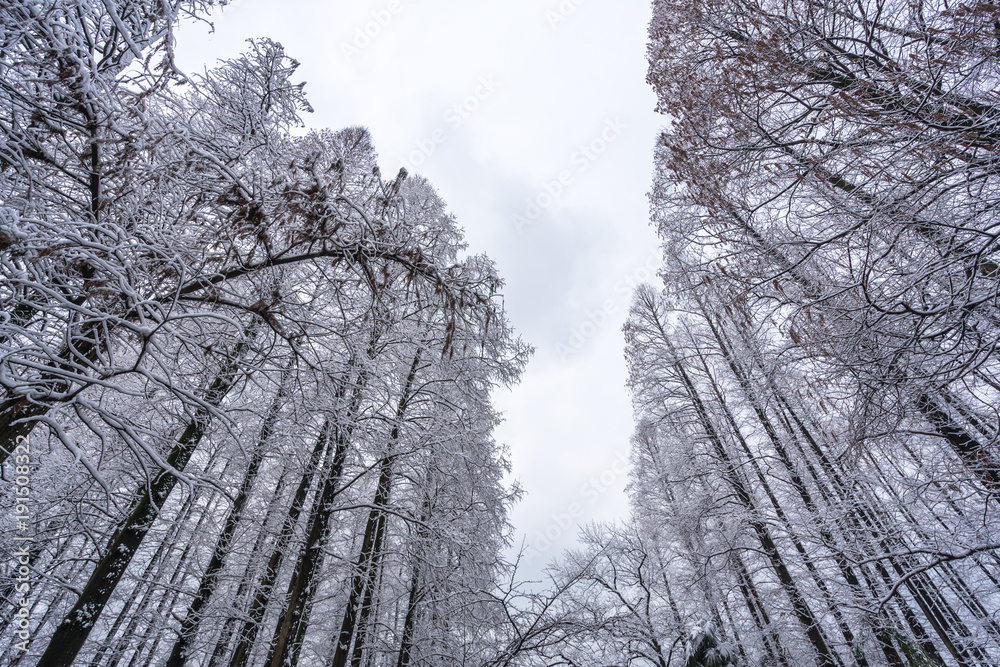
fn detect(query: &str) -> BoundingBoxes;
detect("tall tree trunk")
[88,491,200,667]
[668,343,840,667]
[844,489,948,666]
[0,104,105,460]
[731,550,790,667]
[694,341,866,664]
[0,555,91,666]
[329,352,421,667]
[712,313,924,665]
[263,359,373,667]
[0,335,99,464]
[103,493,227,667]
[227,420,332,667]
[882,443,1000,644]
[396,488,434,667]
[766,385,909,667]
[916,394,1000,495]
[206,462,296,667]
[166,364,292,667]
[260,345,386,667]
[861,453,994,666]
[37,328,255,667]
[395,562,422,667]
[643,305,840,667]
[349,546,385,667]
[714,194,1000,496]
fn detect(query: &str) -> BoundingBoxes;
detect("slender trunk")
[695,343,865,664]
[0,555,91,666]
[206,463,296,667]
[862,453,993,666]
[719,595,750,667]
[916,394,1000,495]
[844,486,948,666]
[647,309,838,666]
[731,550,789,667]
[883,442,1000,644]
[265,360,373,667]
[125,582,187,667]
[395,561,422,667]
[669,345,839,667]
[718,317,923,665]
[37,329,255,667]
[166,365,291,667]
[349,547,385,667]
[768,388,909,667]
[99,448,242,667]
[227,420,331,667]
[89,492,199,667]
[717,185,1000,496]
[938,561,1000,644]
[395,472,437,667]
[939,390,997,444]
[0,108,105,453]
[330,352,421,667]
[105,492,226,667]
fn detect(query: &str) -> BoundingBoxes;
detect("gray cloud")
[176,0,662,578]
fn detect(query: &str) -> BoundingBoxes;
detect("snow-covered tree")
[647,0,1000,494]
[0,9,529,665]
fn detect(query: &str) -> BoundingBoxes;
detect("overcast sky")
[176,0,663,577]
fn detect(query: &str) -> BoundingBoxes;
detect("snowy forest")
[0,0,998,666]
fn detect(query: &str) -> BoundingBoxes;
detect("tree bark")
[329,352,421,667]
[668,341,840,667]
[37,329,255,667]
[166,363,292,666]
[916,394,1000,495]
[227,420,331,667]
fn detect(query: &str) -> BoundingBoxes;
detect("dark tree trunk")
[0,335,98,464]
[330,352,421,667]
[89,492,199,667]
[105,492,225,667]
[166,364,291,667]
[349,546,385,667]
[395,561,422,667]
[264,373,367,667]
[732,550,790,667]
[37,330,255,667]
[206,462,296,667]
[669,342,840,667]
[916,394,1000,495]
[227,420,332,667]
